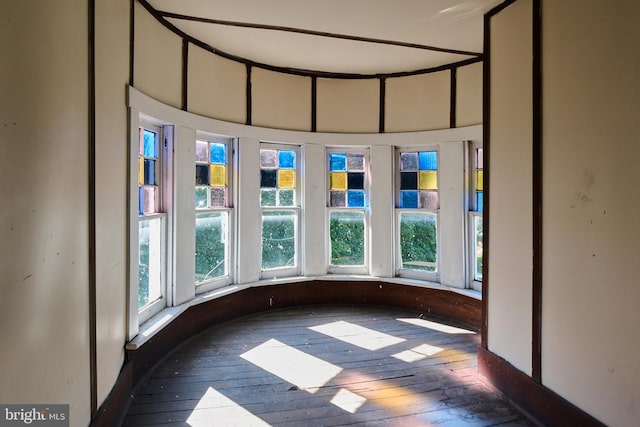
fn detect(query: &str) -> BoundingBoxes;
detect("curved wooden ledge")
[91,280,480,426]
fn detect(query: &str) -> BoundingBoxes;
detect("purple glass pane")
[210,187,226,207]
[346,153,364,171]
[330,191,346,207]
[260,149,277,168]
[419,191,439,209]
[195,140,208,162]
[400,152,418,171]
[477,148,483,169]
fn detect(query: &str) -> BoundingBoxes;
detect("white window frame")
[326,147,370,275]
[259,142,301,279]
[394,146,440,282]
[467,140,483,291]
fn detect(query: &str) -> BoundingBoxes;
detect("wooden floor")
[124,305,532,426]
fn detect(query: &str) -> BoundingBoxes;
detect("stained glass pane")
[138,187,144,215]
[348,190,365,207]
[419,171,437,190]
[330,191,346,207]
[477,148,483,169]
[210,187,226,207]
[419,151,437,170]
[261,189,277,206]
[400,152,419,171]
[400,172,418,190]
[138,157,144,185]
[329,153,347,171]
[143,130,157,158]
[144,159,156,185]
[260,149,277,168]
[278,150,296,169]
[260,169,277,188]
[419,191,439,209]
[278,169,295,189]
[347,153,364,171]
[210,143,226,164]
[330,172,347,190]
[347,172,365,190]
[195,140,208,162]
[278,189,294,206]
[142,187,157,214]
[477,192,483,213]
[476,170,483,191]
[195,187,208,209]
[210,165,226,186]
[196,164,209,185]
[400,191,419,208]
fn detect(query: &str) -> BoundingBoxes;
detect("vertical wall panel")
[316,79,379,133]
[302,144,327,276]
[369,145,394,277]
[456,62,483,127]
[386,72,450,132]
[487,0,533,374]
[252,68,311,131]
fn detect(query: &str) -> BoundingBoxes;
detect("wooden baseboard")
[477,346,606,427]
[89,362,133,427]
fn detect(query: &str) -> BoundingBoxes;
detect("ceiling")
[145,0,503,76]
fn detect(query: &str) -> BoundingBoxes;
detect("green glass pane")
[261,189,277,207]
[195,187,208,209]
[330,210,365,266]
[278,189,295,206]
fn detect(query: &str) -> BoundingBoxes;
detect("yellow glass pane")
[477,170,483,191]
[278,169,295,189]
[138,157,144,185]
[330,172,347,190]
[210,165,226,186]
[419,171,437,190]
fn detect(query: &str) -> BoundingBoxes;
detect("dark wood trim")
[311,76,317,132]
[486,0,519,18]
[481,11,491,349]
[245,64,252,125]
[136,0,482,80]
[129,0,135,86]
[379,77,386,133]
[182,39,188,111]
[90,363,134,427]
[88,0,98,417]
[450,67,457,128]
[158,11,482,58]
[478,347,606,427]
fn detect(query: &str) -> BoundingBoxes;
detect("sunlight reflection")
[309,321,405,350]
[330,388,367,413]
[186,387,271,427]
[397,318,475,334]
[393,343,444,362]
[240,338,342,393]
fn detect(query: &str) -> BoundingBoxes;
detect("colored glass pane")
[476,170,483,191]
[279,189,294,206]
[142,187,157,214]
[195,140,208,162]
[210,165,226,186]
[400,191,419,208]
[400,172,418,190]
[419,151,437,170]
[330,191,346,207]
[210,143,226,164]
[260,149,277,168]
[138,187,144,215]
[477,148,483,169]
[144,159,155,185]
[419,171,437,190]
[143,130,157,158]
[261,189,277,206]
[347,153,365,171]
[138,158,144,185]
[329,153,347,171]
[195,187,208,209]
[347,172,365,190]
[477,192,483,213]
[278,169,295,189]
[330,172,347,190]
[348,190,365,207]
[278,150,296,169]
[400,152,418,171]
[260,169,277,188]
[419,191,438,209]
[210,187,226,207]
[196,164,209,185]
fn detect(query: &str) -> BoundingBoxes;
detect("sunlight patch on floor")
[397,317,475,334]
[330,388,368,413]
[240,338,342,393]
[309,320,406,350]
[392,343,444,362]
[186,387,271,427]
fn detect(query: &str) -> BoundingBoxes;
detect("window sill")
[126,275,481,351]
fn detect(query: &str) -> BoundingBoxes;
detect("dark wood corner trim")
[450,67,457,128]
[481,11,491,349]
[379,77,386,133]
[311,76,317,132]
[246,64,252,126]
[182,39,189,111]
[478,347,606,427]
[129,0,135,86]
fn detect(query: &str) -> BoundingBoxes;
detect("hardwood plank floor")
[124,305,532,426]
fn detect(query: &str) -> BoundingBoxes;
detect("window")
[136,123,170,323]
[260,144,300,278]
[395,148,439,280]
[195,137,233,291]
[469,142,483,289]
[327,149,369,274]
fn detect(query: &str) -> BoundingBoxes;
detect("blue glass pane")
[419,151,437,170]
[144,159,155,185]
[477,191,483,213]
[138,187,144,215]
[260,169,277,188]
[347,172,365,190]
[143,130,157,158]
[278,150,296,169]
[195,164,209,185]
[329,153,346,171]
[209,143,226,164]
[400,172,418,190]
[348,190,365,207]
[400,191,419,208]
